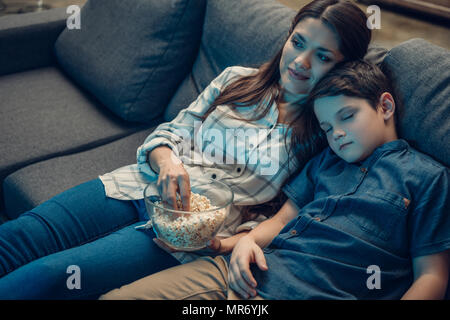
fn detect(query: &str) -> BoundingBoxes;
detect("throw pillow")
[54,0,206,123]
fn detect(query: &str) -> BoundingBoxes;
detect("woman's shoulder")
[225,65,259,75]
[211,66,259,90]
[219,65,259,81]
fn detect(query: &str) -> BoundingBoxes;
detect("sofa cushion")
[54,0,206,123]
[3,129,155,220]
[0,66,148,217]
[381,38,450,167]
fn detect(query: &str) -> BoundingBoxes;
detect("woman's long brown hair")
[203,0,372,219]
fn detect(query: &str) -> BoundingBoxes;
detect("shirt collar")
[360,139,409,168]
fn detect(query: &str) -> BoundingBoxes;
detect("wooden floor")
[1,0,448,50]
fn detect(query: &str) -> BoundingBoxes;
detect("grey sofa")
[0,0,449,298]
[0,0,303,221]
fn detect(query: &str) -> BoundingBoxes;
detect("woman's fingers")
[178,173,191,211]
[162,176,179,210]
[156,164,191,211]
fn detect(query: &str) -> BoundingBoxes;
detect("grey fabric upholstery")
[3,129,155,219]
[54,0,206,123]
[0,66,150,218]
[0,8,67,76]
[381,38,450,166]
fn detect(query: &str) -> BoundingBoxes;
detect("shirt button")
[360,167,368,173]
[211,174,217,179]
[236,167,241,173]
[313,217,321,222]
[290,230,297,235]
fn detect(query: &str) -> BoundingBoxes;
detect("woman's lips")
[288,68,310,81]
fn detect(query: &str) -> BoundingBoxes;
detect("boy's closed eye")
[319,107,357,133]
[321,125,332,133]
[341,112,354,120]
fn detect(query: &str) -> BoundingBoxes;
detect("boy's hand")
[228,235,268,299]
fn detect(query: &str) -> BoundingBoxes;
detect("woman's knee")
[0,260,67,299]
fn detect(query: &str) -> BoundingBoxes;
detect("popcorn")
[152,192,227,249]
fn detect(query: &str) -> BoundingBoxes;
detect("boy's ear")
[378,92,396,121]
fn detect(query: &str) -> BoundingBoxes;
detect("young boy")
[100,61,449,300]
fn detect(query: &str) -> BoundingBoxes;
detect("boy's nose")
[333,129,346,140]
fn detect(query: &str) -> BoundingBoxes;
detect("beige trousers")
[99,256,263,300]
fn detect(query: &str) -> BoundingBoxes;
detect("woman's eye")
[318,54,331,63]
[292,38,304,49]
[323,127,332,133]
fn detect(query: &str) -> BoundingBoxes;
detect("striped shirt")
[99,66,304,239]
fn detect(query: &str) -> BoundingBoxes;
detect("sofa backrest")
[381,38,450,167]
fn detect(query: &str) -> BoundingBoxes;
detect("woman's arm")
[401,250,449,300]
[137,67,245,210]
[137,67,240,174]
[147,146,174,175]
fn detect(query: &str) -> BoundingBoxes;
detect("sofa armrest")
[0,8,68,76]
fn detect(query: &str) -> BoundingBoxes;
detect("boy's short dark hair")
[308,60,398,121]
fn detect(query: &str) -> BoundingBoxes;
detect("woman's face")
[279,17,344,97]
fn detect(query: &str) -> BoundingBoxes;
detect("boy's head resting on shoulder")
[308,60,398,163]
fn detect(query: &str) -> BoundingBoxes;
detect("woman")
[0,0,371,299]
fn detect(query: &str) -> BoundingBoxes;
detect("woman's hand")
[228,235,268,299]
[149,146,191,211]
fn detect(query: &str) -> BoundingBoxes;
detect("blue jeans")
[0,178,180,299]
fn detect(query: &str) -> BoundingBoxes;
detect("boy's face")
[313,94,396,163]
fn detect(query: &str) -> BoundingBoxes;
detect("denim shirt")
[245,139,449,300]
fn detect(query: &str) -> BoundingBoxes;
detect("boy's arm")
[228,199,299,298]
[401,250,449,300]
[246,198,300,248]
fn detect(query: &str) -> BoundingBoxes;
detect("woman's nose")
[294,52,311,70]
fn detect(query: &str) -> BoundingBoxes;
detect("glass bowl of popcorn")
[143,178,234,251]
